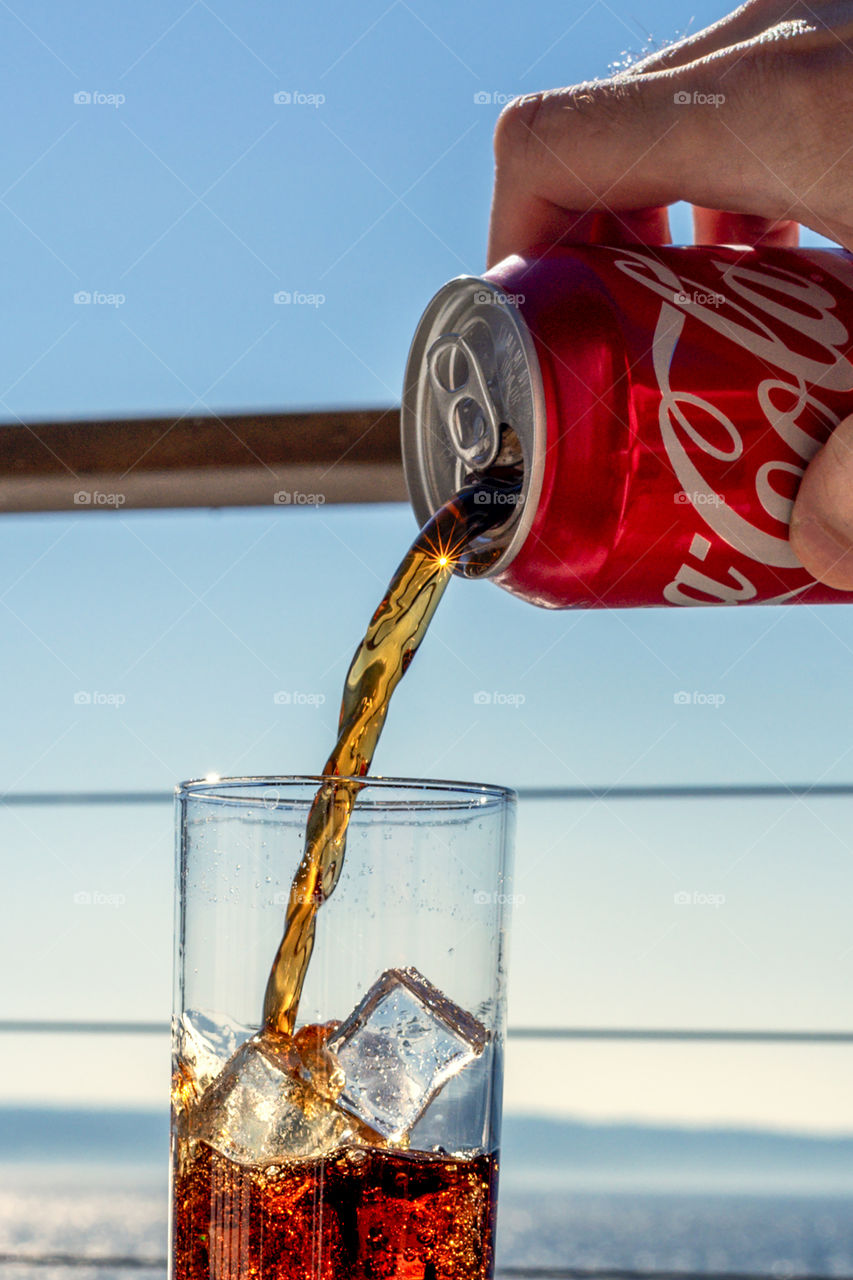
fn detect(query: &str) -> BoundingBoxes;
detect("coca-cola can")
[400,245,853,607]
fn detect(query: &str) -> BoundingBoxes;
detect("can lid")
[401,275,545,578]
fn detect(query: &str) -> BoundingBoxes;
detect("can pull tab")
[426,333,502,470]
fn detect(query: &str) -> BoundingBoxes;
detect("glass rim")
[176,773,516,810]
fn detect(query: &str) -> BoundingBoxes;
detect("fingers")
[567,207,672,244]
[488,6,853,267]
[692,206,800,245]
[790,414,853,591]
[487,52,800,267]
[485,199,672,261]
[487,81,686,265]
[624,0,816,77]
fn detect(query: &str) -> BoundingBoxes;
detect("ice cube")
[327,967,487,1143]
[176,1009,254,1101]
[191,1030,355,1165]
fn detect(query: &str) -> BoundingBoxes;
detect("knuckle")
[493,92,549,166]
[493,79,654,171]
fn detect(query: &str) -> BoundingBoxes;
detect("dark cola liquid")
[172,1140,499,1279]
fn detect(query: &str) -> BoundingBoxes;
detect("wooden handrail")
[0,407,405,512]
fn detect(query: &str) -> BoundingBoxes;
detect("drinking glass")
[170,774,516,1279]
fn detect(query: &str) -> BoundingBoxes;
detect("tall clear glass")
[170,775,516,1280]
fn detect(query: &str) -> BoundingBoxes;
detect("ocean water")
[499,1186,853,1276]
[4,1163,853,1278]
[2,1110,853,1277]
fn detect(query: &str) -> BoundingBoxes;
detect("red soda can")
[400,245,853,607]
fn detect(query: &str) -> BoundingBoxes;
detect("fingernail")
[790,516,853,588]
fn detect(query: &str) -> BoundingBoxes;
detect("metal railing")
[0,407,403,512]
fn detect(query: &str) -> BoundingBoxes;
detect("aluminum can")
[401,245,853,607]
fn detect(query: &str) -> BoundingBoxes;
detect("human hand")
[488,0,853,588]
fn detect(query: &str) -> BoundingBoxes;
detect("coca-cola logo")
[609,247,853,602]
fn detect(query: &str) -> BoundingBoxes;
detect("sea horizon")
[4,1105,853,1196]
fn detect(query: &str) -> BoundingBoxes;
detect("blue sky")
[2,0,853,1130]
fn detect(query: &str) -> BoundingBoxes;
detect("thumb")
[790,414,853,591]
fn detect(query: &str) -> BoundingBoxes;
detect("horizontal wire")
[2,783,853,806]
[1,1020,852,1043]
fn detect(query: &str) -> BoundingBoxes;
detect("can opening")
[490,423,523,472]
[401,275,545,580]
[453,426,525,577]
[462,423,524,513]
